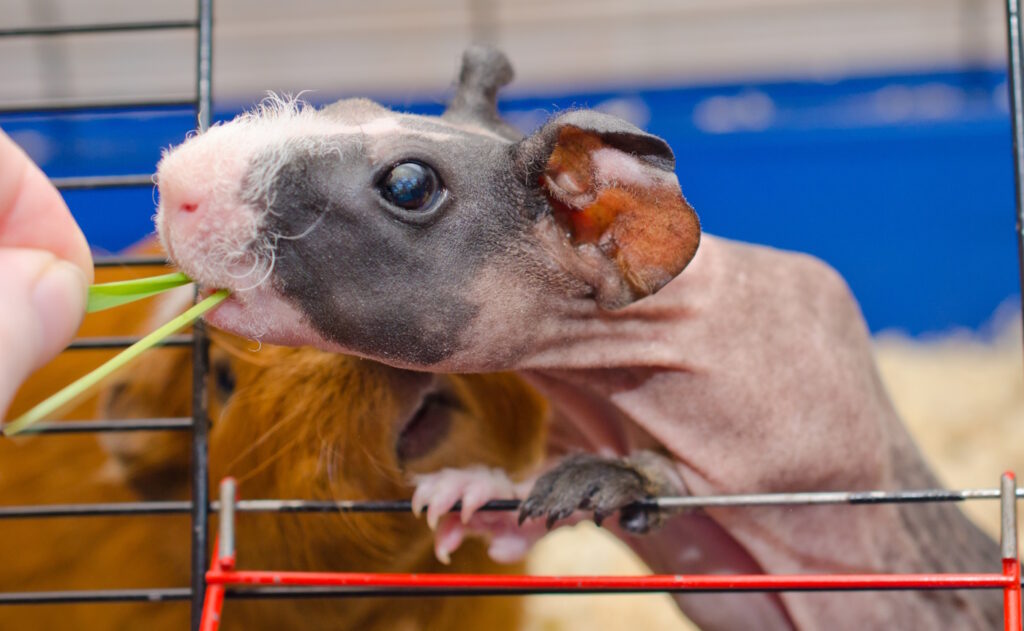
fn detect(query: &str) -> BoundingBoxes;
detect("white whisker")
[275,213,325,241]
[233,243,276,292]
[225,251,263,280]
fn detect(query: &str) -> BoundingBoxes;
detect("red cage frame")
[199,474,1023,630]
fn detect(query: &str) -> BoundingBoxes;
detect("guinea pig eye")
[376,161,443,212]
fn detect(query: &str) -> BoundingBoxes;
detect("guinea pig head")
[155,45,700,371]
[97,326,547,566]
[205,341,546,573]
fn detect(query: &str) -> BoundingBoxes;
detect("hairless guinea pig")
[154,46,1003,628]
[3,269,546,631]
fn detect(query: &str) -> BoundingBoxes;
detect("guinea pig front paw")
[518,453,667,534]
[411,466,542,565]
[411,466,520,529]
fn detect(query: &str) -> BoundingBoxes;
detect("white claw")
[425,480,466,531]
[410,466,535,562]
[461,477,512,524]
[434,515,465,565]
[436,548,450,565]
[410,476,435,518]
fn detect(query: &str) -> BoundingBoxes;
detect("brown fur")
[1,244,548,631]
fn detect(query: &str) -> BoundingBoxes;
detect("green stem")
[3,290,230,436]
[87,272,193,313]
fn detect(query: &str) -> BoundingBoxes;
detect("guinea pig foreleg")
[519,451,685,534]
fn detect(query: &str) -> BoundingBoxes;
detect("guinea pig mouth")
[395,392,459,463]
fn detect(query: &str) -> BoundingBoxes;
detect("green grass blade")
[87,272,193,313]
[3,290,229,437]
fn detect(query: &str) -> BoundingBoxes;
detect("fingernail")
[31,260,87,366]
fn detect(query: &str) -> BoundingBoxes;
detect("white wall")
[0,0,1010,107]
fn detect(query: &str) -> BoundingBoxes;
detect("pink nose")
[159,179,203,216]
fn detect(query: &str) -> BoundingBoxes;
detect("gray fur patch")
[250,133,523,366]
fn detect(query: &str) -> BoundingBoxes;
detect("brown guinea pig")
[1,244,548,631]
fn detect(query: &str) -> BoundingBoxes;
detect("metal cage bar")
[1001,473,1022,629]
[0,97,194,115]
[1,484,1021,521]
[190,2,215,629]
[1009,0,1024,392]
[17,417,193,435]
[66,335,193,350]
[94,255,170,268]
[0,588,193,605]
[52,175,154,191]
[0,20,197,38]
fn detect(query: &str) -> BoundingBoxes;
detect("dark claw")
[517,496,542,525]
[517,508,529,527]
[618,503,654,534]
[518,453,661,533]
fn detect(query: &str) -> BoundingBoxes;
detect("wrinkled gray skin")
[157,46,1002,629]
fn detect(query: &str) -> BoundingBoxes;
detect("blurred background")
[3,2,1024,630]
[1,0,1018,335]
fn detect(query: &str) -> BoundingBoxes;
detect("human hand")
[0,129,93,418]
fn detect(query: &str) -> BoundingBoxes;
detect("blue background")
[2,68,1018,336]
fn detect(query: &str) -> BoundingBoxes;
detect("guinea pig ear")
[516,110,701,308]
[443,45,523,141]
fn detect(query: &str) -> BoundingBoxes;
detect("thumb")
[0,248,88,419]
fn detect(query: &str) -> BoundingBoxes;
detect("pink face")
[157,131,325,346]
[155,97,396,350]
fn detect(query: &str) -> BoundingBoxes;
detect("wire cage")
[3,1,1024,630]
[0,3,214,629]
